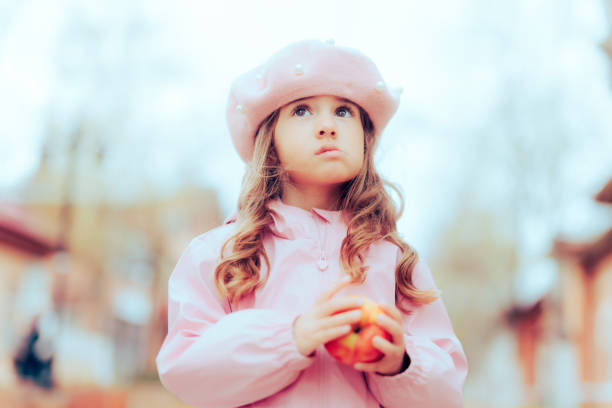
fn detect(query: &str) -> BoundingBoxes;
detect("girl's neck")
[281,182,342,211]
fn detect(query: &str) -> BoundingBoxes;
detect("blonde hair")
[214,107,438,312]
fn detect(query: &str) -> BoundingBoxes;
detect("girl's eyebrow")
[335,97,357,106]
[291,96,311,104]
[289,96,357,106]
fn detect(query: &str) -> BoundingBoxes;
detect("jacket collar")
[268,199,347,239]
[224,198,347,240]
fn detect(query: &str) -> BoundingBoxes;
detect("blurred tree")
[430,202,517,372]
[429,64,607,405]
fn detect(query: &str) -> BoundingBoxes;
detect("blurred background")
[1,0,611,407]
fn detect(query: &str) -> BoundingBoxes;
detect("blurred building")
[0,204,62,388]
[502,7,612,404]
[0,137,223,405]
[553,178,612,406]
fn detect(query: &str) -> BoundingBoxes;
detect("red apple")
[324,296,392,365]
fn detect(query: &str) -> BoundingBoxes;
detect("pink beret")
[226,39,401,162]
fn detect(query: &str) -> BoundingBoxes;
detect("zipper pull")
[317,251,328,271]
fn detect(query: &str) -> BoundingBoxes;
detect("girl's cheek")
[290,139,310,151]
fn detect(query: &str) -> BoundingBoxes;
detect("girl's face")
[273,95,365,189]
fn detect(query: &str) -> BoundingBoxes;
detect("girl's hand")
[293,278,364,358]
[353,304,408,376]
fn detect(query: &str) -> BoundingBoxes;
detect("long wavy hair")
[214,105,438,312]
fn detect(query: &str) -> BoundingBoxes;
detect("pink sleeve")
[365,259,468,408]
[155,234,314,408]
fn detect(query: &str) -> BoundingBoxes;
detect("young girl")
[156,39,467,407]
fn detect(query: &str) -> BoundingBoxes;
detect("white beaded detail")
[317,252,328,271]
[295,64,304,76]
[325,38,335,45]
[375,81,386,92]
[255,73,263,80]
[236,104,244,112]
[398,86,404,94]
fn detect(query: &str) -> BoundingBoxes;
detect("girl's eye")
[292,105,311,117]
[336,106,353,118]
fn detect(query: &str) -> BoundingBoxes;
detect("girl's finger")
[375,314,404,344]
[370,335,395,354]
[317,325,352,344]
[353,361,379,372]
[315,276,354,304]
[379,303,403,322]
[317,296,364,318]
[319,309,362,330]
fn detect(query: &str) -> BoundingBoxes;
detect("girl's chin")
[293,174,358,186]
[289,166,361,186]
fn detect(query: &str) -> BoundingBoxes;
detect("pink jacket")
[156,199,468,407]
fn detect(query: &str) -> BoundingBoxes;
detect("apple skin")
[324,296,393,365]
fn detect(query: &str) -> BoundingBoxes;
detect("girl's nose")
[316,114,337,138]
[318,126,336,138]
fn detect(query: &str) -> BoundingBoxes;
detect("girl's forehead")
[286,95,357,106]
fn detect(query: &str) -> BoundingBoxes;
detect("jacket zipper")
[314,213,328,271]
[320,257,329,407]
[313,212,329,406]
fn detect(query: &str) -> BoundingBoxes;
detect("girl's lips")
[316,146,341,155]
[316,150,344,159]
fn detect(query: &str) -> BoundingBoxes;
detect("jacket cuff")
[367,335,432,397]
[273,313,317,372]
[289,314,317,363]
